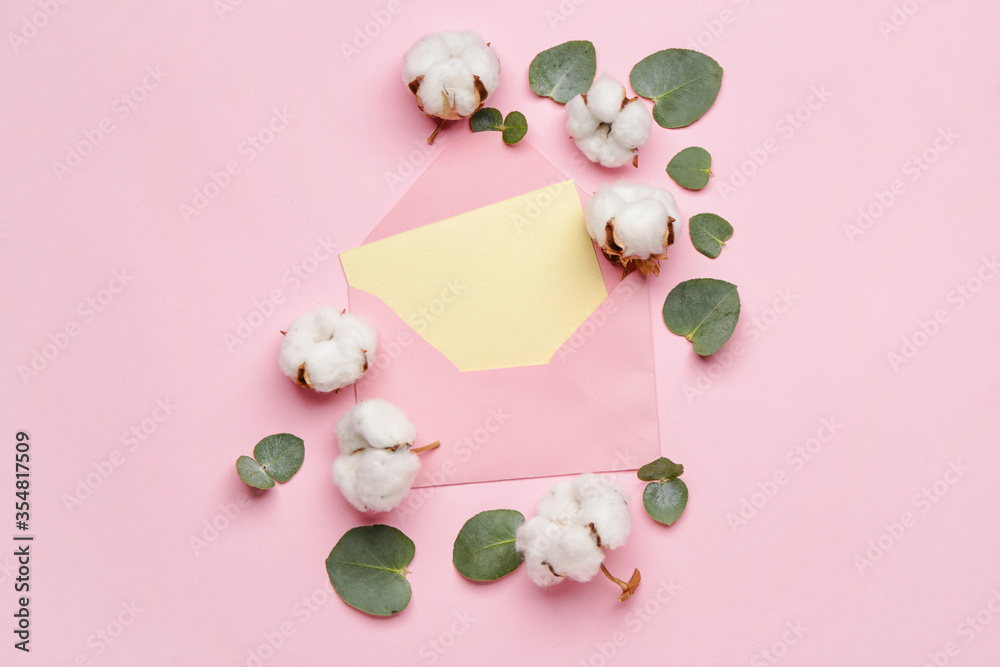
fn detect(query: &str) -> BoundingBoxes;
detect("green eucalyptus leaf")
[637,457,684,482]
[662,278,741,356]
[689,213,734,259]
[470,107,503,132]
[529,40,597,103]
[643,478,689,525]
[630,49,723,128]
[236,455,274,489]
[666,146,712,190]
[453,509,525,581]
[501,111,528,145]
[326,525,414,617]
[252,433,304,483]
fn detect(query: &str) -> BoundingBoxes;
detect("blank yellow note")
[340,180,608,371]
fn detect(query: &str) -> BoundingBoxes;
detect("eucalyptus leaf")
[252,433,305,483]
[501,111,528,145]
[453,510,525,581]
[236,455,274,489]
[326,525,414,617]
[666,147,712,190]
[643,478,689,525]
[528,40,597,103]
[662,279,741,356]
[689,213,733,259]
[637,457,684,482]
[470,107,503,132]
[630,49,723,128]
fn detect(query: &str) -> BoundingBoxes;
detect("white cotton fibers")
[515,473,631,587]
[403,30,500,120]
[332,399,422,513]
[566,73,652,168]
[278,307,377,393]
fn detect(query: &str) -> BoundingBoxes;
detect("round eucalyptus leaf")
[529,40,597,103]
[236,455,274,489]
[252,433,304,483]
[666,146,712,190]
[453,510,525,581]
[643,478,689,525]
[326,525,414,617]
[630,49,723,128]
[501,111,528,145]
[637,457,684,482]
[662,278,741,356]
[470,107,503,133]
[689,213,734,259]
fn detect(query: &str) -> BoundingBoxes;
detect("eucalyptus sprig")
[638,457,689,525]
[667,146,712,190]
[662,278,741,356]
[326,525,415,616]
[630,49,723,128]
[470,108,528,144]
[235,433,305,490]
[528,40,596,103]
[689,213,734,259]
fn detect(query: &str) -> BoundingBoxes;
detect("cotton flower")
[279,307,376,393]
[566,73,651,168]
[332,399,438,513]
[584,180,681,277]
[403,30,500,131]
[515,474,637,598]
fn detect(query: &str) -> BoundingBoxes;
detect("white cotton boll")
[279,307,377,392]
[614,200,671,259]
[565,95,599,140]
[331,455,364,510]
[587,73,626,124]
[543,523,606,583]
[583,185,626,242]
[536,481,580,525]
[403,30,499,121]
[516,517,564,587]
[573,474,631,550]
[609,100,651,150]
[353,449,421,513]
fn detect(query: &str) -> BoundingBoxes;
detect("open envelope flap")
[349,271,659,487]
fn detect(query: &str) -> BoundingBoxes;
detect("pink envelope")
[342,133,659,487]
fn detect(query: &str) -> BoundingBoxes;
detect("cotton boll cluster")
[403,30,500,122]
[566,73,652,168]
[332,399,423,513]
[279,308,377,393]
[584,180,681,277]
[515,474,631,587]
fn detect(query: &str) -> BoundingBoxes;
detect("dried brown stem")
[600,563,641,602]
[427,118,447,145]
[410,441,441,455]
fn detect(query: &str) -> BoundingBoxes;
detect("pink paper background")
[2,1,999,665]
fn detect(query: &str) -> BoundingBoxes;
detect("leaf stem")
[427,118,447,145]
